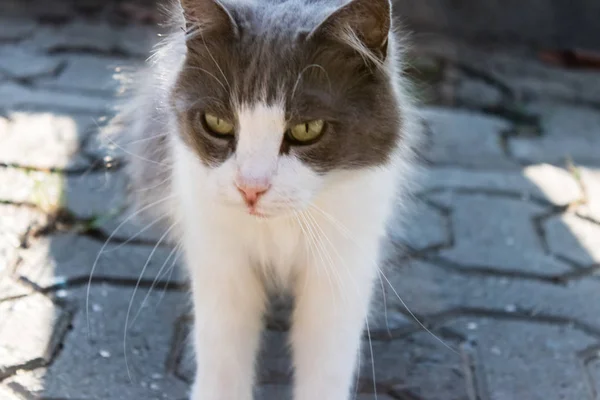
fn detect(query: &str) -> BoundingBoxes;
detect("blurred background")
[0,1,599,399]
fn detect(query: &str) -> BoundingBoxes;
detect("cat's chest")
[241,217,305,284]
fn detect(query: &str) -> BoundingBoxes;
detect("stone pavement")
[1,1,600,399]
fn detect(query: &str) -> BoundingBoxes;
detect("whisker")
[124,222,177,381]
[86,195,175,337]
[101,213,169,254]
[129,240,181,327]
[105,136,170,167]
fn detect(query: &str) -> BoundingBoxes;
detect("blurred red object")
[539,49,600,70]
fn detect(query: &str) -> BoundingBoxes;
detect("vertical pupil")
[305,123,309,133]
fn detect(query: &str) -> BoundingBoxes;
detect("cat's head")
[172,0,402,218]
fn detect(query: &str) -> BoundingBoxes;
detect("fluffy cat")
[109,0,420,398]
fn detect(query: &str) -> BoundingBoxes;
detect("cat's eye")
[288,120,325,143]
[203,113,234,136]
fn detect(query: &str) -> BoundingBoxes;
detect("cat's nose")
[236,181,270,208]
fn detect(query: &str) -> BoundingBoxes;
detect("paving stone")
[545,213,600,265]
[63,170,128,220]
[0,82,112,114]
[387,198,450,252]
[454,77,504,109]
[32,21,157,58]
[420,164,583,207]
[255,385,292,400]
[0,168,64,212]
[359,331,468,400]
[0,112,95,170]
[355,394,396,400]
[509,103,600,166]
[4,286,189,400]
[578,167,600,222]
[0,293,72,380]
[0,46,62,80]
[16,233,185,290]
[0,18,36,42]
[445,318,596,400]
[381,259,600,330]
[40,55,138,93]
[0,204,49,276]
[584,351,600,399]
[432,193,571,275]
[420,107,515,169]
[97,205,170,244]
[0,385,20,400]
[0,279,33,302]
[0,167,125,218]
[424,42,600,106]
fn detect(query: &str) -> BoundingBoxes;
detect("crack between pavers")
[27,275,189,294]
[419,187,557,208]
[0,160,122,176]
[421,254,565,284]
[47,46,146,61]
[424,307,600,339]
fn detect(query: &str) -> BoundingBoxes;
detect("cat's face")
[173,0,400,217]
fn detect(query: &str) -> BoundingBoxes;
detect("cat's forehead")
[223,0,341,38]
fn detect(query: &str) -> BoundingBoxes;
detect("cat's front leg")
[291,234,379,400]
[186,239,266,400]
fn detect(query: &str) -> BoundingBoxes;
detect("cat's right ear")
[180,0,238,37]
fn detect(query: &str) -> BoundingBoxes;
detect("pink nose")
[236,182,270,208]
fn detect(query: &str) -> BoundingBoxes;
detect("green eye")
[204,113,234,136]
[288,120,325,143]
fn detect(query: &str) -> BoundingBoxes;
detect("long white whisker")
[364,316,378,399]
[102,213,168,254]
[86,195,175,336]
[105,136,170,166]
[124,222,177,381]
[129,240,181,327]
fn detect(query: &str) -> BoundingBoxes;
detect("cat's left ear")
[180,0,238,37]
[309,0,391,60]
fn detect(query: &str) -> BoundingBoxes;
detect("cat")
[108,0,420,398]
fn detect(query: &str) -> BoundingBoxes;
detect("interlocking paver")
[0,18,36,42]
[579,166,600,222]
[0,81,112,114]
[380,259,600,332]
[0,46,62,80]
[420,164,583,206]
[509,102,600,166]
[63,170,128,219]
[0,112,94,171]
[0,293,72,380]
[0,204,49,277]
[0,167,63,211]
[545,213,600,266]
[39,55,138,94]
[420,106,516,169]
[445,318,596,400]
[3,286,189,400]
[16,233,185,290]
[428,193,571,275]
[387,198,450,252]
